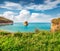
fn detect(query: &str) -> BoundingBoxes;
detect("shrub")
[0,31,60,51]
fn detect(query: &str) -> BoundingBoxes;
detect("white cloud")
[44,0,51,3]
[0,10,30,22]
[0,10,59,23]
[0,0,60,11]
[15,11,54,23]
[0,2,23,10]
[3,11,15,20]
[0,14,3,16]
[14,10,30,22]
[0,11,15,20]
[14,10,53,23]
[25,0,60,10]
[29,13,52,22]
[57,13,60,17]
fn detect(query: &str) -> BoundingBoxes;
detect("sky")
[0,0,60,23]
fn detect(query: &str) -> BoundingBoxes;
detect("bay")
[0,23,51,32]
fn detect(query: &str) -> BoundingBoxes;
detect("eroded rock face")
[0,17,13,25]
[51,18,60,32]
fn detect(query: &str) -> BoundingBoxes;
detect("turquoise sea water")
[0,23,51,32]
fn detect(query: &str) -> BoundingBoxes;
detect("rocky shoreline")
[0,23,13,26]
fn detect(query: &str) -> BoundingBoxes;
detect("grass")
[0,30,60,51]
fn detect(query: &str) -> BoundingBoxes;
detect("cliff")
[0,16,13,25]
[51,18,60,32]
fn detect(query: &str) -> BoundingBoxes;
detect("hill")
[0,16,13,25]
[51,18,60,32]
[0,31,60,51]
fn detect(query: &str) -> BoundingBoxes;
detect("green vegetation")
[0,31,60,51]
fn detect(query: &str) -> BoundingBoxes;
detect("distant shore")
[0,23,13,26]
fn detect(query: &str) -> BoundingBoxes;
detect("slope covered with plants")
[0,31,60,51]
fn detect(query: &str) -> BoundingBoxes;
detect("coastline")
[0,23,13,26]
[0,23,51,32]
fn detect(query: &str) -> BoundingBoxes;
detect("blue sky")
[0,0,60,22]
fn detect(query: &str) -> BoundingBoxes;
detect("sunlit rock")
[23,21,28,26]
[51,18,60,32]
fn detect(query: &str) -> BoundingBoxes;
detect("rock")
[51,18,60,32]
[23,21,28,26]
[0,16,13,26]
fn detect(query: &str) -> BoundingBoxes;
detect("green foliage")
[0,31,60,51]
[0,31,11,36]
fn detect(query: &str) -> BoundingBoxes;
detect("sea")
[0,23,51,32]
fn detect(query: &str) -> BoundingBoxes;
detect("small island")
[0,16,13,26]
[23,21,28,26]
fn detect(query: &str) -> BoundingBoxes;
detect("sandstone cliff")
[51,18,60,32]
[0,17,13,25]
